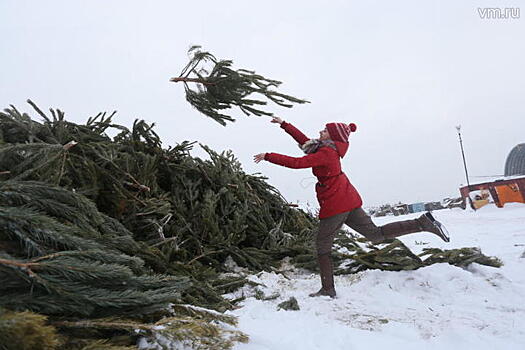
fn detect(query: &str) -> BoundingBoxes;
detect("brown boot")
[309,254,336,298]
[379,212,450,242]
[416,212,450,242]
[380,219,421,240]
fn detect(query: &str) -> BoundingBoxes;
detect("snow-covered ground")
[229,204,525,350]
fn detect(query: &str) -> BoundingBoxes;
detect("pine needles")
[0,101,315,348]
[170,45,310,125]
[0,309,61,350]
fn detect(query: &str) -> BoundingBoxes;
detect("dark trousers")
[315,207,383,255]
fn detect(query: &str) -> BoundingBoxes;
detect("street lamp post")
[456,125,474,210]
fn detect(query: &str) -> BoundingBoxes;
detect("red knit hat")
[326,123,357,143]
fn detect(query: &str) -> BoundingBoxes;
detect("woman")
[254,117,449,298]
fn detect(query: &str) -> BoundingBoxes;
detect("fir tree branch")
[169,77,216,85]
[171,46,309,125]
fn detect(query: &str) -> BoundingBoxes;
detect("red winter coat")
[264,121,362,219]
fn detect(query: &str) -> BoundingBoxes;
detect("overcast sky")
[1,0,524,209]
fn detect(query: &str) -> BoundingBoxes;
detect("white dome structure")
[504,143,525,176]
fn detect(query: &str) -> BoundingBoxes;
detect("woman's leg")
[379,212,449,241]
[345,208,449,243]
[310,212,348,298]
[344,207,385,243]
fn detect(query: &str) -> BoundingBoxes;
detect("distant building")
[460,143,525,208]
[460,176,525,208]
[505,143,525,176]
[425,201,444,211]
[408,202,426,213]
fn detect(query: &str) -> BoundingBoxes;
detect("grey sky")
[1,0,524,209]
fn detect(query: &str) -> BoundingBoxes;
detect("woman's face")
[319,128,330,141]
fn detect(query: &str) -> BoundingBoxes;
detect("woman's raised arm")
[271,117,310,145]
[255,147,330,169]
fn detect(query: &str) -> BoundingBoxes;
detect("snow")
[229,204,525,350]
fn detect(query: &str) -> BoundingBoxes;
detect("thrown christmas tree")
[170,45,309,125]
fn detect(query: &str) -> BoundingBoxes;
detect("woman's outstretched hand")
[271,117,283,125]
[253,153,267,163]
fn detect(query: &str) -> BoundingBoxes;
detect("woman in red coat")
[254,117,449,298]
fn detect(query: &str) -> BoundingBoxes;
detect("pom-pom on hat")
[326,123,357,143]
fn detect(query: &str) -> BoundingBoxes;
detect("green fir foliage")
[0,101,315,348]
[170,45,309,125]
[0,308,61,350]
[277,297,300,311]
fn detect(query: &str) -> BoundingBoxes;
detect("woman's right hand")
[253,153,267,163]
[271,117,283,125]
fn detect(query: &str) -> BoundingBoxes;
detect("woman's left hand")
[253,153,266,163]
